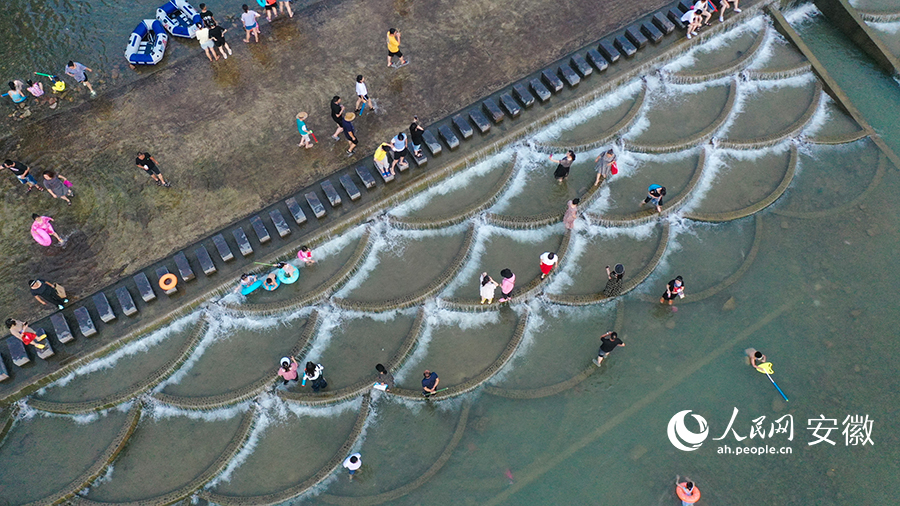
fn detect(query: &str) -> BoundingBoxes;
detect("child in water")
[297,245,315,264]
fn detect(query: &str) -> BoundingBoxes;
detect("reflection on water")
[3,5,900,505]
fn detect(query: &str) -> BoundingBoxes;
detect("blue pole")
[766,373,788,402]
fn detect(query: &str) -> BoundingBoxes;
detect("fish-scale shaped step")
[803,97,865,143]
[0,407,134,505]
[397,310,521,391]
[594,151,701,219]
[321,399,464,499]
[33,319,199,407]
[720,78,820,145]
[666,20,765,78]
[306,313,417,392]
[82,408,251,503]
[746,31,809,75]
[489,304,617,391]
[442,227,566,300]
[685,145,794,220]
[157,317,309,401]
[550,223,666,297]
[774,141,881,215]
[337,228,470,307]
[538,82,644,147]
[389,155,515,224]
[487,158,597,219]
[625,79,733,149]
[205,400,363,501]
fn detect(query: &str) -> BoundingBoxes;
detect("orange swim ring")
[159,273,178,291]
[676,482,700,504]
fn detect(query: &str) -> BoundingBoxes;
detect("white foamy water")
[799,91,834,138]
[869,21,900,35]
[715,72,816,138]
[15,399,132,422]
[487,147,550,214]
[530,79,644,143]
[389,150,512,217]
[144,398,250,421]
[624,75,734,140]
[662,15,767,73]
[301,305,414,363]
[40,312,201,390]
[784,2,821,25]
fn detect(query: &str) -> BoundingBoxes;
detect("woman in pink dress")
[563,198,580,230]
[31,214,65,246]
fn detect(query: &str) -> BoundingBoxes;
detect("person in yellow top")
[386,28,408,67]
[374,143,393,177]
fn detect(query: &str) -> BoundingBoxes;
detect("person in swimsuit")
[26,79,57,108]
[240,4,261,43]
[236,273,258,293]
[263,271,279,289]
[660,276,685,305]
[594,149,616,186]
[6,80,27,106]
[640,184,666,213]
[387,28,407,67]
[275,261,297,279]
[603,264,625,297]
[549,151,576,182]
[748,349,768,372]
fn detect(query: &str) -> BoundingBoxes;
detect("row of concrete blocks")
[412,5,679,157]
[0,156,438,381]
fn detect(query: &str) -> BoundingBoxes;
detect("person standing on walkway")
[241,5,261,43]
[549,151,575,182]
[341,112,358,156]
[342,453,362,480]
[277,357,299,386]
[32,214,66,246]
[330,96,345,140]
[208,21,233,60]
[355,75,369,114]
[640,184,665,213]
[594,149,617,186]
[539,251,558,280]
[373,363,395,391]
[409,116,425,158]
[497,268,516,303]
[660,276,685,305]
[6,318,47,349]
[593,330,624,366]
[64,61,95,96]
[3,159,44,193]
[390,132,409,172]
[196,22,218,62]
[422,369,440,395]
[41,171,73,206]
[387,28,408,67]
[302,361,328,392]
[135,152,171,187]
[29,279,68,310]
[603,264,625,297]
[479,272,499,304]
[563,198,580,230]
[296,112,313,149]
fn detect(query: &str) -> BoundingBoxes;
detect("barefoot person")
[276,356,299,385]
[640,184,666,213]
[373,363,395,392]
[563,198,579,230]
[387,28,407,67]
[421,369,440,395]
[342,453,362,480]
[603,264,625,297]
[208,21,233,59]
[297,245,315,264]
[279,0,293,18]
[135,152,171,187]
[240,4,261,43]
[479,272,499,304]
[196,22,218,62]
[302,361,327,392]
[594,149,617,186]
[549,151,575,182]
[747,348,768,372]
[539,251,558,279]
[42,171,73,205]
[6,318,47,349]
[593,330,624,366]
[263,0,278,21]
[64,61,95,96]
[32,214,65,246]
[660,276,685,305]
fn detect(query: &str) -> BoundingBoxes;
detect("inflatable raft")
[156,0,202,39]
[277,266,300,284]
[125,20,168,65]
[240,279,263,296]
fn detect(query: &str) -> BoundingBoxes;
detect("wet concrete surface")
[0,0,675,321]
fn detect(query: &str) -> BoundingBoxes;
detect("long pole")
[765,373,788,402]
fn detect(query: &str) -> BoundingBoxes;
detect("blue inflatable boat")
[125,20,168,65]
[156,0,202,38]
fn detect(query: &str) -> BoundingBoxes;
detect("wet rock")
[722,297,736,311]
[854,365,861,372]
[866,228,877,237]
[111,68,120,80]
[826,468,836,477]
[781,221,790,229]
[850,309,862,318]
[665,320,676,329]
[629,445,648,460]
[823,340,833,348]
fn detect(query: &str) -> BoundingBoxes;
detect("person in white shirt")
[355,75,369,114]
[240,4,261,43]
[342,453,362,480]
[539,252,558,279]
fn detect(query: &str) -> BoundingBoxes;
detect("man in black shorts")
[135,152,170,187]
[330,96,345,140]
[593,331,625,366]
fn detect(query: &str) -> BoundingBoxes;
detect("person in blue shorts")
[640,184,666,213]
